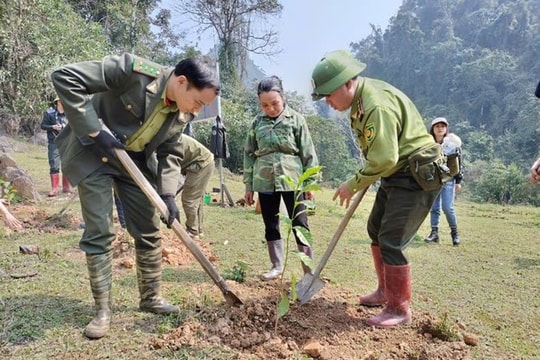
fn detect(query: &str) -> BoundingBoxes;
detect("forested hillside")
[351,0,539,167]
[0,0,538,205]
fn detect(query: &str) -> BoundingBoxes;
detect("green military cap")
[311,50,366,101]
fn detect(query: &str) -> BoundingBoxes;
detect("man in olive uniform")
[311,50,442,328]
[174,134,214,240]
[51,53,220,339]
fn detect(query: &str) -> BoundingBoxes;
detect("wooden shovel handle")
[112,147,240,304]
[312,187,369,278]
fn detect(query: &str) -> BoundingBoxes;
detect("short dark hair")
[174,58,220,94]
[257,75,284,96]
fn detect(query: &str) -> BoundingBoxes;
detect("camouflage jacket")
[243,105,319,192]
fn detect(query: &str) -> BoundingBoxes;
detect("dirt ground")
[12,205,476,360]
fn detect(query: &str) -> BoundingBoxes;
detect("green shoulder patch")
[133,58,161,77]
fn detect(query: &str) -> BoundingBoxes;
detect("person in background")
[243,75,319,281]
[424,117,463,246]
[51,53,220,339]
[0,198,22,230]
[529,158,540,184]
[529,81,540,184]
[310,50,443,327]
[40,97,71,196]
[174,134,214,240]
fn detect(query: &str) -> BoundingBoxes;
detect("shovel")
[46,191,79,221]
[112,147,243,306]
[296,186,368,305]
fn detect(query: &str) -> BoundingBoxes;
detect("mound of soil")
[10,203,212,269]
[111,229,217,269]
[152,280,476,359]
[10,204,82,232]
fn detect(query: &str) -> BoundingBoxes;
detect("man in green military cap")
[311,50,442,328]
[51,54,220,339]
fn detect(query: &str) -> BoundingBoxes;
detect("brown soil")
[151,277,475,359]
[11,204,476,359]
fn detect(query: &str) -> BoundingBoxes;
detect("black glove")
[160,194,180,228]
[91,130,125,159]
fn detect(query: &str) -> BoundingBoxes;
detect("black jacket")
[40,108,67,142]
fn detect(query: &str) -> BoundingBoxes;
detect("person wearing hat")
[51,54,220,339]
[310,50,443,328]
[40,97,71,196]
[424,117,463,246]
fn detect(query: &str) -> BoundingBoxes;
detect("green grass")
[1,143,539,359]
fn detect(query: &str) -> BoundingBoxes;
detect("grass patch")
[1,144,539,359]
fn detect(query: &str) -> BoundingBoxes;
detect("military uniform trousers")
[78,156,161,254]
[179,159,214,235]
[367,174,440,265]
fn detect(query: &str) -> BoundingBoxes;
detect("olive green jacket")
[347,78,435,193]
[51,53,187,195]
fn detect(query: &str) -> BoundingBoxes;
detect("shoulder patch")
[364,122,376,143]
[133,58,161,77]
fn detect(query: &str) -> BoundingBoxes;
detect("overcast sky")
[175,0,403,98]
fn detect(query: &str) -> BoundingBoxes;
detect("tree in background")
[348,0,539,205]
[66,0,180,58]
[172,0,282,96]
[0,0,108,134]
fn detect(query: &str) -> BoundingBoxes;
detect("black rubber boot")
[424,228,439,243]
[84,252,112,339]
[136,247,179,314]
[451,228,461,246]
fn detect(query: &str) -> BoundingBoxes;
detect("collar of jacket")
[262,104,294,123]
[144,68,174,120]
[350,78,365,123]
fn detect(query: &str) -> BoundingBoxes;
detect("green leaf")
[296,199,316,209]
[280,215,292,227]
[293,226,313,247]
[279,174,295,188]
[298,166,323,184]
[301,183,322,192]
[294,250,313,269]
[277,292,290,319]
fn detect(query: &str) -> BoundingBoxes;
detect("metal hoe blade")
[113,146,243,306]
[296,187,368,304]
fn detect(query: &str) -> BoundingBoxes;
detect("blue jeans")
[47,142,61,174]
[430,179,458,229]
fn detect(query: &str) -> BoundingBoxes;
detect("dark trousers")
[367,176,440,265]
[258,191,309,245]
[78,158,161,254]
